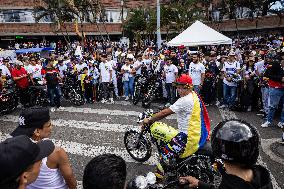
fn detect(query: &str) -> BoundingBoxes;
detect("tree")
[34,0,105,46]
[170,0,204,32]
[123,8,147,47]
[34,0,77,47]
[268,0,284,25]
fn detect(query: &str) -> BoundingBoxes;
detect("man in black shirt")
[45,60,63,112]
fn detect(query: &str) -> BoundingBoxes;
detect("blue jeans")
[267,88,284,123]
[47,85,61,107]
[223,83,237,107]
[193,85,200,94]
[261,87,269,114]
[165,83,176,104]
[123,77,134,97]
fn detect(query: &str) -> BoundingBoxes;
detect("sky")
[271,1,283,9]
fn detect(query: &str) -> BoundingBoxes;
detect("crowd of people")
[0,33,283,189]
[0,107,273,189]
[1,34,284,139]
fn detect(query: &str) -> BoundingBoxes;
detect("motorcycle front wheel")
[70,90,85,106]
[142,97,151,108]
[133,87,140,105]
[124,130,152,162]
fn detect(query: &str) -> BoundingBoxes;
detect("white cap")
[15,60,23,66]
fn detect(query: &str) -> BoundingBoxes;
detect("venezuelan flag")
[180,92,210,158]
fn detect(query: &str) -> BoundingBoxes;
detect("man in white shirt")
[133,54,144,75]
[220,51,241,108]
[57,60,67,78]
[27,57,43,84]
[163,58,178,105]
[0,58,11,77]
[75,60,88,81]
[142,54,152,71]
[188,53,205,94]
[107,54,119,98]
[99,54,113,103]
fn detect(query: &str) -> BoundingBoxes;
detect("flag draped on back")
[180,92,210,158]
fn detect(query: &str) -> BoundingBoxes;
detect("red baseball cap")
[174,74,192,86]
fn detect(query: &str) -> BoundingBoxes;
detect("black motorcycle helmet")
[211,119,260,167]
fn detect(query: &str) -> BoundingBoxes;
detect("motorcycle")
[133,70,163,108]
[28,80,49,107]
[133,73,148,105]
[61,72,85,106]
[124,110,221,188]
[0,78,18,115]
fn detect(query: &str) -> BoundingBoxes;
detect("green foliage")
[123,0,204,40]
[34,0,77,23]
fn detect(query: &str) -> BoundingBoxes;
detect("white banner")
[0,50,16,63]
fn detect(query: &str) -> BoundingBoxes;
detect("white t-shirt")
[75,63,88,80]
[0,64,11,77]
[121,64,134,81]
[169,92,194,134]
[222,61,240,87]
[99,62,112,82]
[164,64,178,83]
[133,60,143,75]
[107,60,117,79]
[27,64,42,79]
[188,62,205,85]
[254,60,265,75]
[58,64,67,77]
[142,59,152,70]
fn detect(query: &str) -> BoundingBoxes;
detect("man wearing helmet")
[180,120,272,189]
[142,74,210,178]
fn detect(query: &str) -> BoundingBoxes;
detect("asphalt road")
[0,100,283,188]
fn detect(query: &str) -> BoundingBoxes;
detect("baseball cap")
[14,60,24,66]
[228,51,236,56]
[0,135,55,185]
[173,74,193,86]
[11,107,50,137]
[3,58,9,62]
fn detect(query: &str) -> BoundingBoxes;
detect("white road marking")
[218,108,281,189]
[0,132,159,166]
[261,138,284,166]
[0,115,139,133]
[56,106,177,120]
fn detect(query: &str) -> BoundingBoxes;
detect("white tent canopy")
[168,21,232,46]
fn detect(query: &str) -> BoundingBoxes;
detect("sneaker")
[277,122,284,129]
[17,104,23,109]
[247,106,252,112]
[204,103,210,107]
[101,99,107,103]
[261,121,271,128]
[219,104,227,108]
[50,107,56,112]
[155,163,165,180]
[125,96,129,101]
[109,98,114,104]
[57,106,65,111]
[215,101,220,106]
[259,109,264,113]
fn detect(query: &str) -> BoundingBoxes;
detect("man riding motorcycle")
[142,74,211,178]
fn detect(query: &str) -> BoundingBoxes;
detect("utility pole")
[157,0,162,49]
[121,0,124,37]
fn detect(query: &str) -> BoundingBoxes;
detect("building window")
[0,10,36,23]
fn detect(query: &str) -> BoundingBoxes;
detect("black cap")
[3,58,9,62]
[11,107,50,137]
[0,135,55,185]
